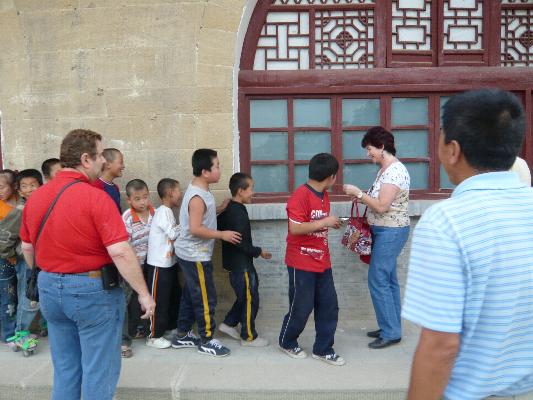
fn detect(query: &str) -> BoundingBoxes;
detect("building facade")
[0,0,532,319]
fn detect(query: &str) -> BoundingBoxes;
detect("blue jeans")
[15,257,40,331]
[368,225,410,341]
[38,271,125,400]
[0,259,16,342]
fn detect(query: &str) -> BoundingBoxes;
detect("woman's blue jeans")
[38,270,124,400]
[368,225,410,341]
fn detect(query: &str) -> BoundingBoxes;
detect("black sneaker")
[198,339,231,357]
[171,331,201,349]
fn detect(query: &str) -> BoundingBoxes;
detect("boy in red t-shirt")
[278,153,345,366]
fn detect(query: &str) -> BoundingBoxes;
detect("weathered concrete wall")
[0,0,246,198]
[0,0,419,323]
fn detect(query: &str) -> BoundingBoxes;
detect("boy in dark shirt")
[217,173,271,347]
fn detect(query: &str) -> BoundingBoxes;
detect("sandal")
[121,345,133,358]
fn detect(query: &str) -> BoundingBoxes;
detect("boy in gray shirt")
[172,149,241,357]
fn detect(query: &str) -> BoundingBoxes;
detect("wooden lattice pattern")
[391,0,433,51]
[273,0,375,5]
[314,9,374,69]
[254,12,310,70]
[501,6,533,66]
[443,0,483,50]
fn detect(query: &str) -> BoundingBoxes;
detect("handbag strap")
[350,199,368,219]
[35,179,82,250]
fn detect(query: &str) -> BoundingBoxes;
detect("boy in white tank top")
[172,149,241,357]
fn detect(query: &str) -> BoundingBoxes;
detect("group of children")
[0,158,62,352]
[0,146,346,366]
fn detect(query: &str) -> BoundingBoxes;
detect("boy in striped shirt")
[121,179,154,355]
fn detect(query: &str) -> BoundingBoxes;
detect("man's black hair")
[157,178,179,199]
[125,179,149,197]
[16,169,43,187]
[192,149,217,177]
[442,89,525,171]
[308,153,339,182]
[41,158,61,178]
[229,172,252,197]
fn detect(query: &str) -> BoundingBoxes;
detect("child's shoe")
[312,352,346,366]
[198,338,230,357]
[241,336,269,347]
[218,323,240,340]
[146,337,171,349]
[171,331,201,349]
[279,345,307,359]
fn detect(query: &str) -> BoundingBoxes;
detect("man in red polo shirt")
[20,129,155,400]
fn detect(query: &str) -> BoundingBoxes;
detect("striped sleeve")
[402,206,466,333]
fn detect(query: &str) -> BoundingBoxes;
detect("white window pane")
[393,130,429,158]
[293,99,331,127]
[251,132,288,161]
[440,165,456,189]
[404,162,428,189]
[294,131,331,160]
[342,99,380,127]
[294,164,309,188]
[252,165,288,193]
[250,100,288,128]
[392,98,428,126]
[343,131,368,160]
[343,163,379,191]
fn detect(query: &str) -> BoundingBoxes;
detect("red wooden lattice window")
[239,1,533,201]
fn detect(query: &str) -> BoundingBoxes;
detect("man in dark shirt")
[217,172,271,347]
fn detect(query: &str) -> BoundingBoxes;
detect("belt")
[59,270,102,279]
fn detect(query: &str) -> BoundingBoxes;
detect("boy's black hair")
[192,149,217,177]
[103,148,122,163]
[308,153,339,182]
[442,89,525,171]
[16,169,43,187]
[229,172,252,197]
[125,179,149,197]
[41,158,61,178]
[0,169,17,186]
[157,178,179,200]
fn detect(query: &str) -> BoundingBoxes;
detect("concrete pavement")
[0,319,419,400]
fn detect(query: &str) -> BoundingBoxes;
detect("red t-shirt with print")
[285,184,331,273]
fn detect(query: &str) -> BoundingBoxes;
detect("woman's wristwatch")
[356,191,364,199]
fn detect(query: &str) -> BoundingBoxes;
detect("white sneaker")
[218,323,240,340]
[312,352,346,366]
[146,337,171,349]
[241,336,269,347]
[279,345,307,359]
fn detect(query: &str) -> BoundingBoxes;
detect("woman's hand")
[343,184,361,197]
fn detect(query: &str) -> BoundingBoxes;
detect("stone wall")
[0,0,426,323]
[0,0,246,198]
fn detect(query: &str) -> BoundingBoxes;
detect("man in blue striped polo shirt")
[402,89,533,400]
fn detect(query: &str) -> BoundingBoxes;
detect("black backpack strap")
[35,179,82,244]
